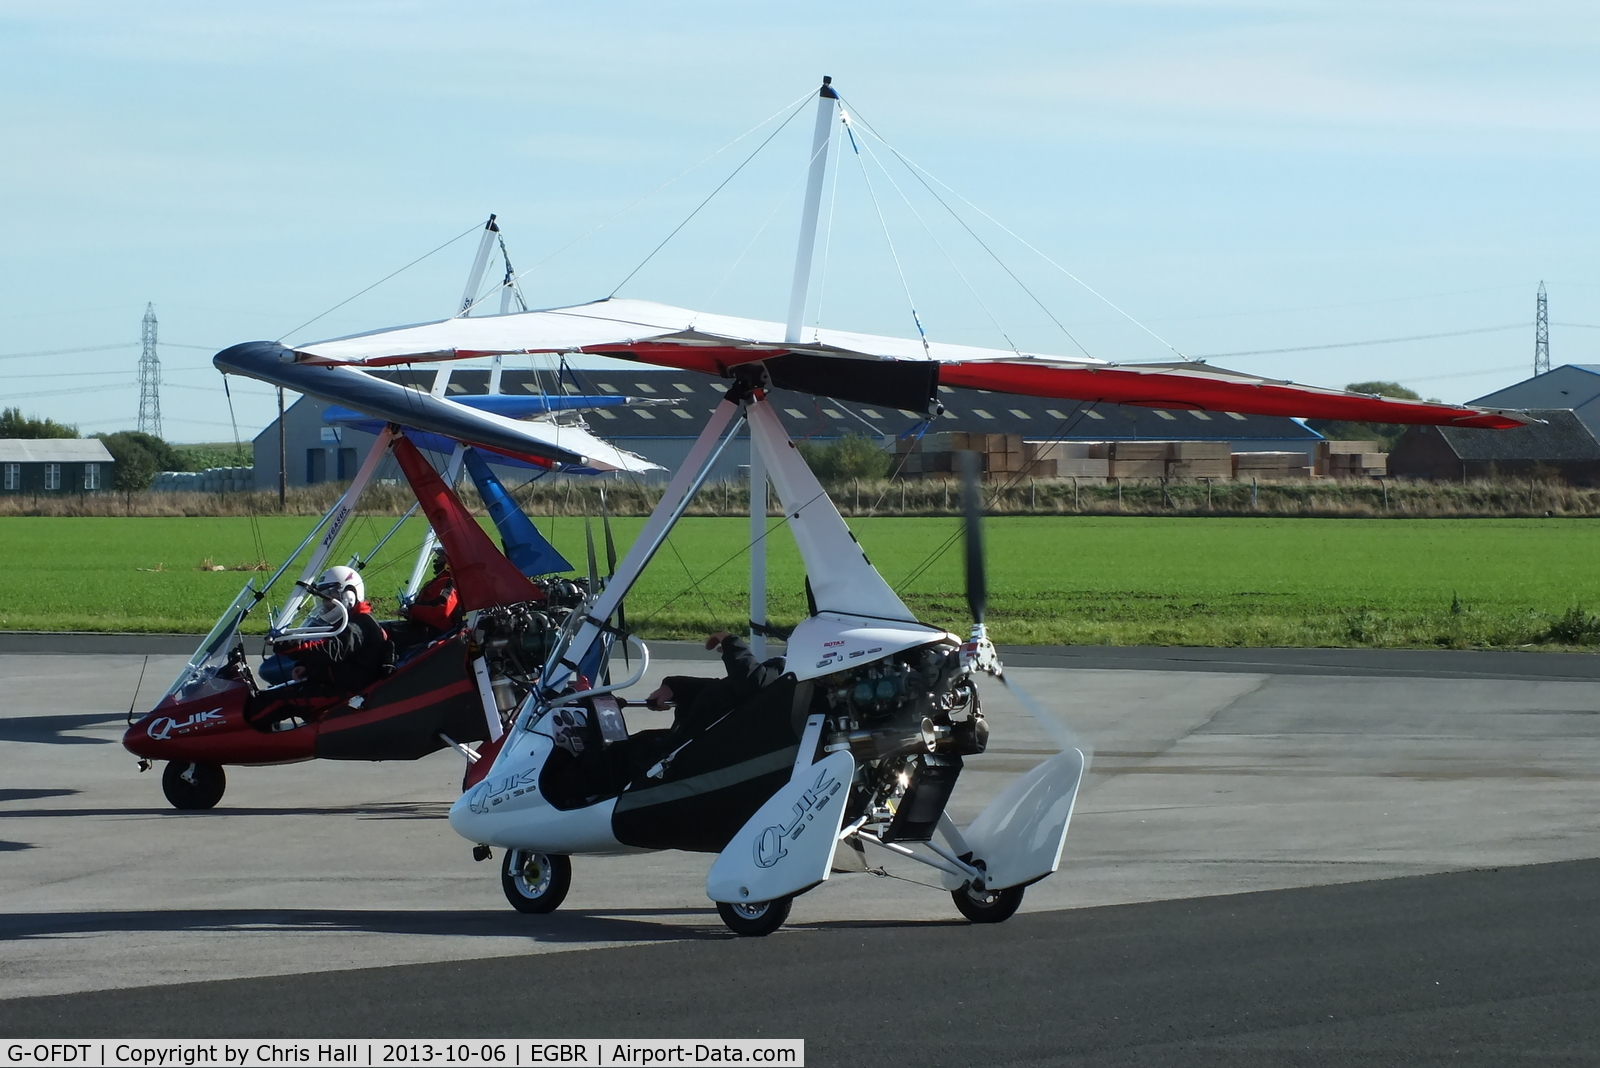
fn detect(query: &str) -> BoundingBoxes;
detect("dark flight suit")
[248,606,391,728]
[661,634,787,740]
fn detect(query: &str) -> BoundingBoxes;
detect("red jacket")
[406,571,461,632]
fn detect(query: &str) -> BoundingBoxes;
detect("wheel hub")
[513,852,552,898]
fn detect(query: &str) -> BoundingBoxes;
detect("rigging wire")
[839,103,1092,359]
[840,100,1188,362]
[850,118,1022,356]
[608,96,813,298]
[459,232,535,318]
[892,402,1101,594]
[275,223,481,345]
[221,374,270,571]
[841,114,930,359]
[699,162,814,309]
[505,89,816,292]
[549,361,722,623]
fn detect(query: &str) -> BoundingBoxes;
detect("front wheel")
[952,881,1024,924]
[716,896,792,937]
[161,761,226,810]
[500,849,572,914]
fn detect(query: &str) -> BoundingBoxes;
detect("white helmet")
[315,565,364,609]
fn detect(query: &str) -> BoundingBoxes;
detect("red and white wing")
[292,297,1530,430]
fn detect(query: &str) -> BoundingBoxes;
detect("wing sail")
[284,297,1530,430]
[461,448,573,579]
[393,436,543,611]
[214,340,662,472]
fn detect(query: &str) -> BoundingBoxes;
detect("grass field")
[1,515,1597,648]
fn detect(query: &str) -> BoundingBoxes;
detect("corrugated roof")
[1437,409,1600,461]
[0,439,115,463]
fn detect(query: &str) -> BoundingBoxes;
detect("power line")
[0,342,135,362]
[1195,323,1525,359]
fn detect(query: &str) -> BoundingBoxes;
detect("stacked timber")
[893,432,1056,480]
[1232,452,1312,481]
[1107,441,1167,479]
[1029,441,1108,479]
[1167,441,1232,479]
[1316,440,1389,478]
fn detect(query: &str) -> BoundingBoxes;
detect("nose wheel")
[161,761,226,810]
[716,896,793,937]
[500,848,572,913]
[952,879,1024,924]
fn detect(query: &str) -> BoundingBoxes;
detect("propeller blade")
[957,450,987,625]
[1001,674,1088,762]
[599,486,628,637]
[599,487,619,576]
[584,517,599,593]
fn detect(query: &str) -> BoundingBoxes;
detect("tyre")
[161,761,226,810]
[952,880,1024,924]
[716,896,792,937]
[500,849,572,914]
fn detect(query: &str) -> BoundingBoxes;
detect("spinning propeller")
[599,488,627,635]
[957,451,1080,754]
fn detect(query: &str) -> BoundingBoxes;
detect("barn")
[0,439,116,494]
[1389,409,1600,485]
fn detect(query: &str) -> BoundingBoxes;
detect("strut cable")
[851,125,1022,357]
[842,110,930,360]
[609,95,813,297]
[842,105,1189,362]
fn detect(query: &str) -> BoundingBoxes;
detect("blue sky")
[2,0,1598,441]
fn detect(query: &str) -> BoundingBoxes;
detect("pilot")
[402,548,461,636]
[645,631,786,739]
[248,566,391,729]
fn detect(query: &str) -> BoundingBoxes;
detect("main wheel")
[161,761,226,810]
[952,880,1024,924]
[716,896,792,937]
[500,849,572,914]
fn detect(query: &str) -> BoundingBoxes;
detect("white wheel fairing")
[944,747,1086,892]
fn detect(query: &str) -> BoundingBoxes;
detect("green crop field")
[1,515,1596,648]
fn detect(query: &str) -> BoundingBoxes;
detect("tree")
[1306,381,1442,451]
[95,431,187,491]
[1346,381,1421,402]
[796,432,891,482]
[0,408,78,439]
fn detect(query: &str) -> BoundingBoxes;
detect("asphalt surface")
[6,860,1599,1066]
[4,640,1599,1063]
[8,630,1600,678]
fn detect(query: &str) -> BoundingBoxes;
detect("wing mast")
[753,75,842,658]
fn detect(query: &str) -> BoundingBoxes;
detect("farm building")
[1471,365,1600,441]
[252,366,1325,487]
[0,439,115,494]
[1389,409,1600,485]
